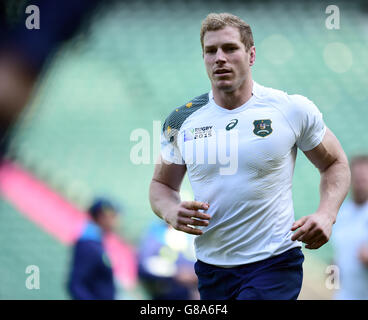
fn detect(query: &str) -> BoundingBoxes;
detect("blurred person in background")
[138,220,199,300]
[0,0,102,161]
[331,155,368,299]
[67,198,119,300]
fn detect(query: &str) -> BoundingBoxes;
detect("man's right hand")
[163,201,211,235]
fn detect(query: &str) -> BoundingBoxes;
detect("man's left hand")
[291,212,335,249]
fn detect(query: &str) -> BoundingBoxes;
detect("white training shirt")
[161,81,326,266]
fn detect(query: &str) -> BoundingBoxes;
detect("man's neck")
[212,77,253,110]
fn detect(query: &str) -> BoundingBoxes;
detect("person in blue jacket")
[67,198,118,300]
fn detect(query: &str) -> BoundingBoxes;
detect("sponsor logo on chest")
[193,126,213,139]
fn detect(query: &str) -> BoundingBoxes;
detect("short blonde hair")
[200,13,254,51]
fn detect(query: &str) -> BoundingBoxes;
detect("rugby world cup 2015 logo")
[185,126,213,141]
[253,119,273,137]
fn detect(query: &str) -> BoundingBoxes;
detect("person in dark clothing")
[67,198,118,300]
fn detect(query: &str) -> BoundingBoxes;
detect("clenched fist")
[163,201,211,235]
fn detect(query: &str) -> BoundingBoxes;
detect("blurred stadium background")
[0,0,367,299]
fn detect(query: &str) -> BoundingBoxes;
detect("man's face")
[203,26,255,93]
[351,162,368,204]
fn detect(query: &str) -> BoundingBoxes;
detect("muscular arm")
[291,127,351,249]
[150,159,186,220]
[305,127,351,221]
[149,157,211,235]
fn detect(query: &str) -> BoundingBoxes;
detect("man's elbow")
[323,155,351,186]
[334,154,350,178]
[149,179,163,216]
[340,158,351,187]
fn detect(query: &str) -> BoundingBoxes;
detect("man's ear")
[249,46,256,66]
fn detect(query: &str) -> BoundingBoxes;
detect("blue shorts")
[194,247,304,300]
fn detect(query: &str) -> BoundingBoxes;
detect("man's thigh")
[195,248,304,300]
[194,260,241,300]
[236,248,304,300]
